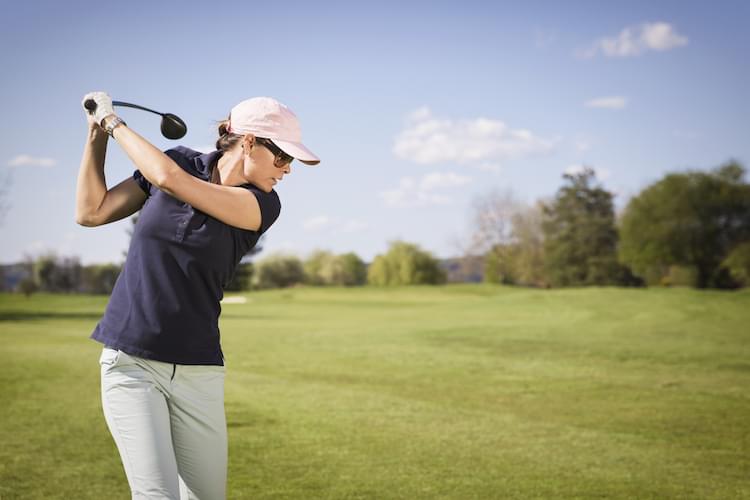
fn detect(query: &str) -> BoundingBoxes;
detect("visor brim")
[273,139,320,166]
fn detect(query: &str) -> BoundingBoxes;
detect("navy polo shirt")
[90,146,281,365]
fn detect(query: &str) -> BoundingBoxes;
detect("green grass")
[1,285,749,499]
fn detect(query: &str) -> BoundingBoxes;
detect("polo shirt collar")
[195,149,224,181]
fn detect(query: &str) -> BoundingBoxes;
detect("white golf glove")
[81,91,115,126]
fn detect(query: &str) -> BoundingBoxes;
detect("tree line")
[3,161,748,294]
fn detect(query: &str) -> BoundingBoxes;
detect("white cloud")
[640,22,688,51]
[380,172,472,207]
[476,162,502,172]
[420,172,472,191]
[7,155,57,167]
[303,215,368,234]
[393,107,554,166]
[303,215,332,232]
[585,96,627,110]
[565,164,611,181]
[580,22,688,58]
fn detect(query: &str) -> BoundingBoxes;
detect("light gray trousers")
[99,347,227,500]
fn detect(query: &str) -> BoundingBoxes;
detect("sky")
[2,0,749,265]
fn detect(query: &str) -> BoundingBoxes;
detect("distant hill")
[0,263,30,292]
[438,255,484,283]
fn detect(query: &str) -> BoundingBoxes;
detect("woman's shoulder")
[165,145,203,161]
[164,146,215,178]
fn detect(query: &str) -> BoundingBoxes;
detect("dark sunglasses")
[256,138,294,168]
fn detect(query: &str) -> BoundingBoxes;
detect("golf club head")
[161,113,187,140]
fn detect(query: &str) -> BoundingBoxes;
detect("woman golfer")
[76,91,319,499]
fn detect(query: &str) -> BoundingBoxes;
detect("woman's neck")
[214,149,243,185]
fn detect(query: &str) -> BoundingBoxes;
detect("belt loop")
[170,364,176,381]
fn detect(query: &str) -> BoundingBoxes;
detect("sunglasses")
[256,138,294,168]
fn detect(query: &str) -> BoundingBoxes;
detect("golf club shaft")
[84,99,164,117]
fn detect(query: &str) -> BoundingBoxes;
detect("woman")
[77,91,320,499]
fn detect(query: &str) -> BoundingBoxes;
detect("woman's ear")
[242,134,256,155]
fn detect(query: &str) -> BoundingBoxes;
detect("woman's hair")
[215,115,244,152]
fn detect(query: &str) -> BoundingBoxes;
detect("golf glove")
[82,91,115,126]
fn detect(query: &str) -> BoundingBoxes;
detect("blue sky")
[2,0,748,264]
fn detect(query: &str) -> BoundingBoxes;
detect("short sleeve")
[132,170,152,197]
[131,148,190,198]
[246,186,281,234]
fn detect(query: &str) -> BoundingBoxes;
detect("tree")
[505,202,546,287]
[465,190,547,287]
[303,251,367,286]
[251,253,305,289]
[338,252,367,286]
[81,264,122,294]
[18,278,38,297]
[483,244,519,285]
[224,263,253,291]
[303,250,336,286]
[467,189,522,256]
[367,241,446,285]
[722,242,750,287]
[619,161,750,288]
[34,253,82,293]
[542,168,631,287]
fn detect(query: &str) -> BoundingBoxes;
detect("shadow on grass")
[0,311,103,322]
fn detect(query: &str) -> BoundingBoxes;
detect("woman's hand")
[81,91,116,130]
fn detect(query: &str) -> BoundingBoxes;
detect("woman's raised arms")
[76,176,147,227]
[109,124,263,231]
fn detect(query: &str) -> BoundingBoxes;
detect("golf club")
[84,99,187,140]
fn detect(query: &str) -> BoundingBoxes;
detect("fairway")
[1,285,749,499]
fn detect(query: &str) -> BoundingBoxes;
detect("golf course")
[1,285,748,499]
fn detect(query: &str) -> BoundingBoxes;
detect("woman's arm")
[108,122,263,231]
[75,126,109,224]
[75,125,147,227]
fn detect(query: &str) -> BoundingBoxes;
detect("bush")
[338,252,367,286]
[81,264,122,294]
[252,253,305,289]
[35,253,82,293]
[660,266,698,287]
[304,251,367,286]
[18,277,38,297]
[303,250,336,286]
[722,242,750,287]
[225,263,253,291]
[483,245,518,285]
[367,241,446,286]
